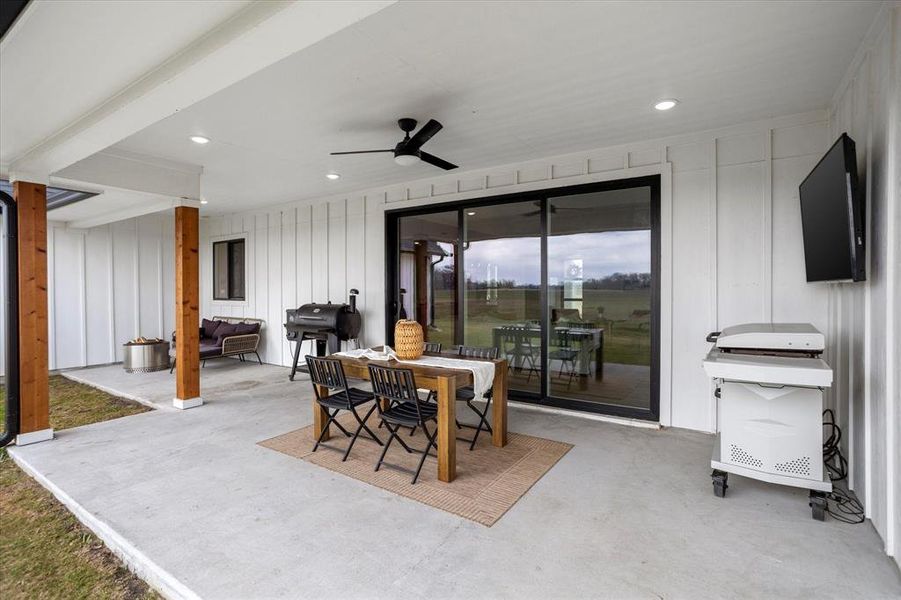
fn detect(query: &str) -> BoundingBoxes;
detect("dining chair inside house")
[548,328,578,388]
[306,355,383,461]
[423,341,442,353]
[368,364,439,484]
[455,345,499,450]
[501,326,541,382]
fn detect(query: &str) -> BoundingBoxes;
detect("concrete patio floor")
[9,360,901,600]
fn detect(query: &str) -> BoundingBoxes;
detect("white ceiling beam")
[60,194,202,230]
[9,0,396,178]
[55,149,203,200]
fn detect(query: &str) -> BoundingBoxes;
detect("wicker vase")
[394,320,424,360]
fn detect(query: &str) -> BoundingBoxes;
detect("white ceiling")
[0,0,251,166]
[95,1,880,214]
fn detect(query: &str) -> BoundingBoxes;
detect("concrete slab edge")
[60,371,169,411]
[7,448,201,600]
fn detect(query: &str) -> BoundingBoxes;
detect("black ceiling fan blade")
[406,119,443,151]
[330,149,394,155]
[420,151,458,170]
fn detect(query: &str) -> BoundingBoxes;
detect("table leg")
[492,361,508,447]
[313,384,330,442]
[437,375,456,483]
[596,331,604,381]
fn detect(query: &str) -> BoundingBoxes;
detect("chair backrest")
[501,326,537,354]
[456,345,499,360]
[423,341,442,353]
[367,364,428,423]
[305,355,350,405]
[553,328,574,348]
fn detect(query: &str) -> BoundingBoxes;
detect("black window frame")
[385,175,661,422]
[212,238,246,301]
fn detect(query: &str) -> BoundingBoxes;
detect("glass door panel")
[547,187,652,410]
[397,210,459,349]
[463,202,542,395]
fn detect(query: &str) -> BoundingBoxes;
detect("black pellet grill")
[285,289,361,380]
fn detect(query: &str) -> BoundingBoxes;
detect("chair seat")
[318,387,375,410]
[549,349,578,360]
[455,385,493,401]
[380,401,437,427]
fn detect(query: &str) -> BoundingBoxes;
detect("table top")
[331,348,504,388]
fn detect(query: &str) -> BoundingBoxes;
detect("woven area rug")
[258,413,572,526]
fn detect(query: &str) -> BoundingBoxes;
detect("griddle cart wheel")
[711,470,728,498]
[809,491,827,521]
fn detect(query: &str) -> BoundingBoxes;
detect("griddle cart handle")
[706,331,721,343]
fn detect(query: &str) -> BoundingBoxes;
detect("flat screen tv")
[799,133,865,282]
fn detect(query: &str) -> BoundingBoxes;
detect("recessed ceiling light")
[654,99,679,111]
[326,173,341,180]
[467,211,476,216]
[200,199,208,205]
[189,135,210,144]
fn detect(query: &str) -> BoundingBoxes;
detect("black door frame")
[385,175,661,421]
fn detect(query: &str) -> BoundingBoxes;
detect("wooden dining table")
[316,350,508,483]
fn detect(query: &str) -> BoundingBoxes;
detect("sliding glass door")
[386,176,659,420]
[464,203,542,395]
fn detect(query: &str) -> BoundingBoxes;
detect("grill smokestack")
[349,288,359,313]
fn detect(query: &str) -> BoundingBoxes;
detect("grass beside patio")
[0,375,159,600]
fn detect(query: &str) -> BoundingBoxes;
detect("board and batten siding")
[0,213,177,373]
[198,110,833,435]
[827,3,900,567]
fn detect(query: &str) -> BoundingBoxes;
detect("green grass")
[1,376,158,600]
[429,288,652,365]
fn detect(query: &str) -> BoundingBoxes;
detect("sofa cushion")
[199,343,223,358]
[213,322,239,345]
[234,322,260,335]
[202,318,223,339]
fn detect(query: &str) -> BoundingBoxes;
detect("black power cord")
[822,409,865,524]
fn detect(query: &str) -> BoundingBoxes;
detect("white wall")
[42,213,176,371]
[198,110,832,434]
[827,3,900,567]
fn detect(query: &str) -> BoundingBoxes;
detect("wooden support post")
[414,240,429,334]
[13,181,52,444]
[174,206,201,409]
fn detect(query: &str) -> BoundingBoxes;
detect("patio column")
[13,180,53,445]
[414,240,429,333]
[173,205,202,409]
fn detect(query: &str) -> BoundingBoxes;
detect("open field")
[1,376,158,600]
[429,288,652,366]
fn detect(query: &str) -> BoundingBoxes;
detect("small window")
[213,239,245,301]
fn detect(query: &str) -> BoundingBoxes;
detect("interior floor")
[509,362,651,409]
[9,361,899,599]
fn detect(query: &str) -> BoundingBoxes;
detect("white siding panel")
[84,226,114,364]
[670,170,714,431]
[716,162,765,326]
[51,228,84,369]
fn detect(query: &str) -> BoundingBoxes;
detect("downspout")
[0,191,19,447]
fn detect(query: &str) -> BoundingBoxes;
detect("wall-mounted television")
[799,133,865,282]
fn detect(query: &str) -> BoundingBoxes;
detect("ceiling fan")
[331,118,458,170]
[523,201,595,217]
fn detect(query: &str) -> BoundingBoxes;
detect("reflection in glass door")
[547,188,652,411]
[397,210,459,349]
[464,203,542,395]
[387,176,659,420]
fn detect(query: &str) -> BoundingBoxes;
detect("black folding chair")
[549,329,578,388]
[423,341,442,353]
[368,364,438,484]
[306,355,383,461]
[455,345,499,450]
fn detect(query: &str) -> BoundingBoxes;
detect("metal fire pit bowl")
[122,341,170,373]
